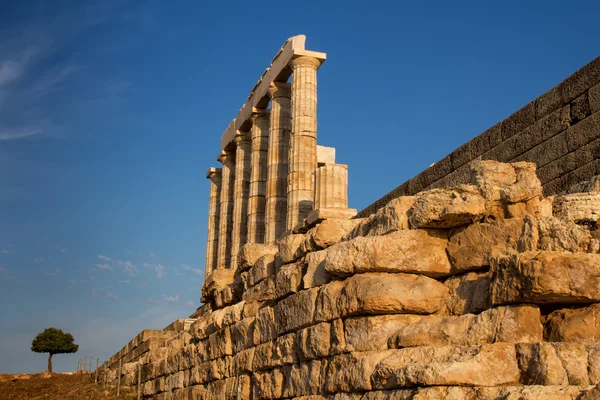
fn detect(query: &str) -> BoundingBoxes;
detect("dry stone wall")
[358,56,600,218]
[103,160,600,399]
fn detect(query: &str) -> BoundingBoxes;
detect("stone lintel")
[317,145,336,166]
[206,167,222,179]
[306,208,358,227]
[220,35,326,150]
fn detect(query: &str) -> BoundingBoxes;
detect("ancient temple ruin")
[98,36,600,399]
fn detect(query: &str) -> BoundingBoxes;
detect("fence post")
[117,359,122,396]
[89,355,92,373]
[137,363,142,400]
[95,359,99,383]
[84,356,88,373]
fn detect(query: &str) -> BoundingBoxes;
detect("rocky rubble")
[101,160,600,399]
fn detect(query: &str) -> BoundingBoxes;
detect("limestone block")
[201,269,235,299]
[275,261,305,299]
[324,230,450,278]
[302,219,359,252]
[408,185,487,229]
[207,328,232,360]
[447,217,537,271]
[343,197,416,241]
[305,208,358,227]
[253,333,296,370]
[501,162,544,203]
[253,306,277,345]
[515,342,591,385]
[230,317,255,354]
[317,145,335,165]
[324,350,394,393]
[538,216,592,252]
[330,318,346,356]
[242,275,275,303]
[283,360,326,398]
[470,160,517,198]
[274,287,319,334]
[371,343,520,389]
[491,251,600,305]
[344,315,424,352]
[296,321,331,361]
[362,386,594,400]
[248,254,276,286]
[545,304,600,342]
[554,193,600,223]
[252,368,285,400]
[389,305,542,348]
[442,272,491,316]
[587,343,600,383]
[237,243,278,272]
[232,347,255,375]
[278,233,306,263]
[303,250,331,289]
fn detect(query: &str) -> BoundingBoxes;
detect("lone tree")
[31,328,78,373]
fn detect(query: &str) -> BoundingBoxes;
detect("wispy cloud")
[181,264,203,276]
[163,294,179,304]
[42,267,61,276]
[106,292,118,300]
[97,254,112,262]
[53,246,68,253]
[0,128,42,142]
[122,261,137,276]
[0,267,15,280]
[0,248,16,254]
[143,262,166,279]
[118,280,130,284]
[186,301,194,306]
[147,297,160,305]
[92,287,119,300]
[96,263,112,271]
[33,257,44,263]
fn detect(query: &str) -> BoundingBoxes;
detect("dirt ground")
[0,372,137,400]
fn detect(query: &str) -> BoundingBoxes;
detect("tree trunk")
[47,353,53,373]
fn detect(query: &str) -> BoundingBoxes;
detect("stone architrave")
[217,150,236,269]
[231,131,252,270]
[205,168,222,276]
[287,56,321,230]
[265,82,292,244]
[314,164,349,210]
[247,109,270,244]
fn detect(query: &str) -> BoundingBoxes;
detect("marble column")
[247,109,270,244]
[265,82,291,244]
[287,56,321,230]
[205,168,222,276]
[314,164,349,210]
[217,150,235,269]
[231,131,251,269]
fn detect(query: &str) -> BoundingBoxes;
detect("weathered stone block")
[303,250,331,289]
[248,254,276,286]
[296,321,331,361]
[230,317,255,354]
[546,304,600,342]
[207,328,232,360]
[591,83,600,113]
[325,230,450,278]
[237,243,278,272]
[565,112,600,152]
[324,350,393,393]
[275,260,305,299]
[302,219,359,252]
[537,216,591,252]
[278,233,306,263]
[283,360,326,398]
[491,251,600,305]
[554,192,600,224]
[253,333,296,370]
[371,343,520,389]
[344,314,423,352]
[516,342,590,385]
[571,92,592,123]
[343,197,416,241]
[253,306,276,346]
[536,85,563,120]
[201,269,235,299]
[502,101,536,140]
[408,185,486,229]
[447,217,536,271]
[389,305,542,348]
[274,287,319,334]
[561,56,600,103]
[252,368,285,400]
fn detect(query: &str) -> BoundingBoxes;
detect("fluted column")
[205,168,222,276]
[265,82,291,244]
[247,109,270,244]
[314,164,348,209]
[231,132,251,269]
[287,56,320,230]
[217,150,235,269]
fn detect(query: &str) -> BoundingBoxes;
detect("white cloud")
[106,292,118,300]
[0,128,42,142]
[42,267,61,276]
[186,301,194,306]
[122,261,137,276]
[33,257,44,263]
[0,267,15,280]
[181,264,203,276]
[143,262,166,279]
[92,287,118,300]
[96,263,112,271]
[149,253,156,258]
[53,246,68,253]
[147,297,160,305]
[118,280,130,284]
[0,248,16,254]
[97,254,112,261]
[163,294,179,304]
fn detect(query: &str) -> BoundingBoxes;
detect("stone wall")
[357,56,600,218]
[102,160,600,399]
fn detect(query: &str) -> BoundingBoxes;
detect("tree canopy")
[31,327,78,373]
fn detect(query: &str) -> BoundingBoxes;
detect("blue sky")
[1,0,599,373]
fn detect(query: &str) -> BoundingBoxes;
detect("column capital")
[289,56,321,70]
[251,107,270,119]
[217,150,235,164]
[234,130,251,145]
[268,82,291,99]
[206,167,222,180]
